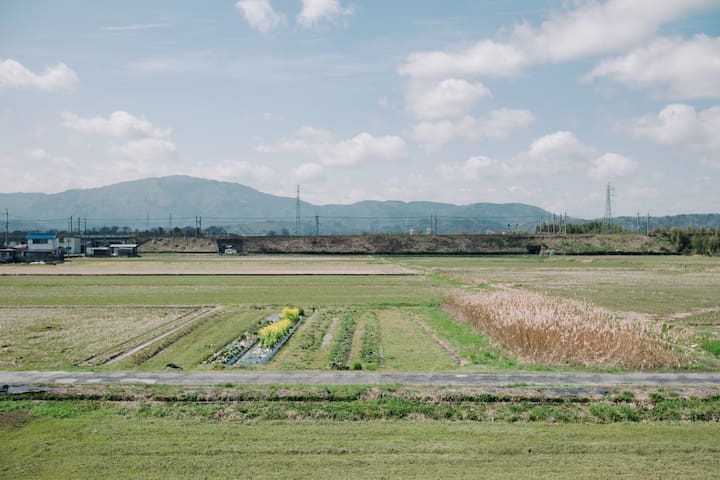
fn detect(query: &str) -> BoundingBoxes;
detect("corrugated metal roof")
[26,233,58,240]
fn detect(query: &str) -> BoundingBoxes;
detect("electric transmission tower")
[295,185,301,235]
[603,183,614,233]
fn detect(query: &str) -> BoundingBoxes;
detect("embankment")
[186,234,676,255]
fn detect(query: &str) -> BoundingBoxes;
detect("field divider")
[409,314,467,366]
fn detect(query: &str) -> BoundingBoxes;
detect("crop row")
[327,313,357,370]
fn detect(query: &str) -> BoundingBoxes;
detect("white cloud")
[258,126,407,167]
[185,160,275,184]
[407,78,491,119]
[585,35,720,99]
[377,96,389,108]
[0,59,77,91]
[411,109,535,151]
[110,138,177,162]
[398,0,717,79]
[628,103,720,149]
[398,41,527,79]
[513,0,715,63]
[24,148,74,168]
[438,131,637,180]
[297,0,353,28]
[294,162,325,182]
[589,152,639,179]
[61,111,171,138]
[235,0,286,33]
[525,130,592,162]
[437,155,503,181]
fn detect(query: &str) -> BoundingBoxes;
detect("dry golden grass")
[443,290,680,368]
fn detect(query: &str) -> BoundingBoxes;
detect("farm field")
[2,253,720,476]
[0,253,416,275]
[1,254,719,372]
[391,255,720,316]
[0,274,439,307]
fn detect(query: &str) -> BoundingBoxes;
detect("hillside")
[3,175,719,235]
[1,175,551,234]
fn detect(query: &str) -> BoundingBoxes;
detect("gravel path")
[2,370,720,387]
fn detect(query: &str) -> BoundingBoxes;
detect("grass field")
[0,274,440,306]
[2,406,718,479]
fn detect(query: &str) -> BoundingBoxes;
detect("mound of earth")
[139,237,218,253]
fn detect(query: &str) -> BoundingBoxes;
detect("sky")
[1,0,719,218]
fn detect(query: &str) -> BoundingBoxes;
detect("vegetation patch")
[444,290,682,368]
[327,313,357,370]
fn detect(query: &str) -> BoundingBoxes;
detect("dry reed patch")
[443,290,681,368]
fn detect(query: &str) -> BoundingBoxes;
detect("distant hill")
[1,175,550,234]
[1,175,718,234]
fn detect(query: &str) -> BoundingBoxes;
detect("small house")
[26,233,60,252]
[24,233,63,262]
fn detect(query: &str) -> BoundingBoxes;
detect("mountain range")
[1,176,718,234]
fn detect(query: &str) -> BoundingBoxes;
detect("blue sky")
[1,0,719,217]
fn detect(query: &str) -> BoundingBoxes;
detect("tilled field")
[0,306,208,369]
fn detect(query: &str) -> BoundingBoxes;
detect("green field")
[2,406,718,479]
[0,274,440,306]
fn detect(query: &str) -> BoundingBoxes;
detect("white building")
[26,233,60,252]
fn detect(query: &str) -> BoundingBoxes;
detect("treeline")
[535,221,625,234]
[657,227,720,255]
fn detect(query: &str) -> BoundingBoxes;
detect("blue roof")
[26,233,58,240]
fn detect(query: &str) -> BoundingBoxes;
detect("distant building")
[60,236,82,255]
[23,233,63,262]
[85,246,110,257]
[26,233,60,252]
[0,248,17,263]
[110,244,138,257]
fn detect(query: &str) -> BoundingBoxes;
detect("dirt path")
[3,370,720,387]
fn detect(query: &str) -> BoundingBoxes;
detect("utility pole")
[295,185,301,236]
[169,213,172,233]
[646,212,650,236]
[315,215,319,236]
[4,208,8,247]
